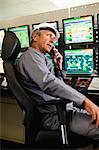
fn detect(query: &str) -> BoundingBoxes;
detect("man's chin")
[46,49,51,54]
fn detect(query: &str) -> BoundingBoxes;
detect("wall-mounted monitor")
[8,25,30,51]
[32,21,59,47]
[63,48,94,77]
[97,14,99,43]
[0,29,5,53]
[32,23,41,29]
[47,21,59,47]
[62,15,94,45]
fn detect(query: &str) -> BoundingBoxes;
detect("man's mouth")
[47,44,53,49]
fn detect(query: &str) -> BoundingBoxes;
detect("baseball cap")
[31,22,60,40]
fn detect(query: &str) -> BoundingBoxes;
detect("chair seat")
[35,130,62,148]
[34,129,92,149]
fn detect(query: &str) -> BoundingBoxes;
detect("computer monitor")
[8,25,30,51]
[62,15,94,45]
[47,21,59,47]
[0,29,5,53]
[32,23,40,29]
[63,48,94,77]
[32,21,59,47]
[97,14,99,40]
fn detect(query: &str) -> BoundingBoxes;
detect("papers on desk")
[88,77,99,95]
[88,77,99,90]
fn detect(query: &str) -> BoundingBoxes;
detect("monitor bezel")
[47,21,59,48]
[8,25,30,51]
[63,48,95,77]
[32,23,41,29]
[62,15,95,46]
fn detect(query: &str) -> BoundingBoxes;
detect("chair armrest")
[37,98,70,106]
[36,98,72,125]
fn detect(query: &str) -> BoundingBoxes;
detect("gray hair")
[31,29,42,44]
[31,29,43,44]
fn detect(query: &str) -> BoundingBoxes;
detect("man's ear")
[31,32,38,42]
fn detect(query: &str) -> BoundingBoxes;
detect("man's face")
[33,30,57,54]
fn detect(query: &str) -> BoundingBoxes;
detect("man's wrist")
[81,97,88,109]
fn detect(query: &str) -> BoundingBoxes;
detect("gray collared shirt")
[15,47,85,113]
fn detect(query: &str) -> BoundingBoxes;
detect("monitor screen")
[8,25,30,50]
[62,15,94,45]
[64,48,94,76]
[32,21,59,47]
[0,29,5,53]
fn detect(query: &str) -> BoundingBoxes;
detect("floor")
[0,139,96,150]
[0,139,24,149]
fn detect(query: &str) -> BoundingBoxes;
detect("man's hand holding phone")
[51,47,63,70]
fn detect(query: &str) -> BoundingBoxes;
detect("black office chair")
[1,31,92,149]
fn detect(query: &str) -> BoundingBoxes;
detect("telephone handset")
[50,47,64,80]
[50,47,57,58]
[50,47,59,68]
[51,47,60,60]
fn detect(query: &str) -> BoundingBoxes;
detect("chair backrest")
[1,31,20,62]
[1,31,41,144]
[1,31,34,110]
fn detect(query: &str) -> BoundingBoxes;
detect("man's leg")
[69,110,99,144]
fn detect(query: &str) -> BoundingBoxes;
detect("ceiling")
[0,0,99,21]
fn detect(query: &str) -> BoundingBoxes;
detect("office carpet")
[0,139,95,150]
[0,139,25,149]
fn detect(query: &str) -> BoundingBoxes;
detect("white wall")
[0,2,99,31]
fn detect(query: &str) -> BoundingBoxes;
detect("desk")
[86,91,99,106]
[77,88,99,106]
[0,88,25,143]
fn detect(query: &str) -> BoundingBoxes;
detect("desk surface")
[87,90,99,95]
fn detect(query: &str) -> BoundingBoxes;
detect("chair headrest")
[1,31,21,62]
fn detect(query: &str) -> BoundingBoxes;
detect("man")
[15,23,99,144]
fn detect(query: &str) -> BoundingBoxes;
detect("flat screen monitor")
[64,48,94,76]
[47,21,59,47]
[0,29,5,53]
[8,25,30,51]
[32,23,41,29]
[32,21,59,47]
[97,14,99,39]
[62,15,94,45]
